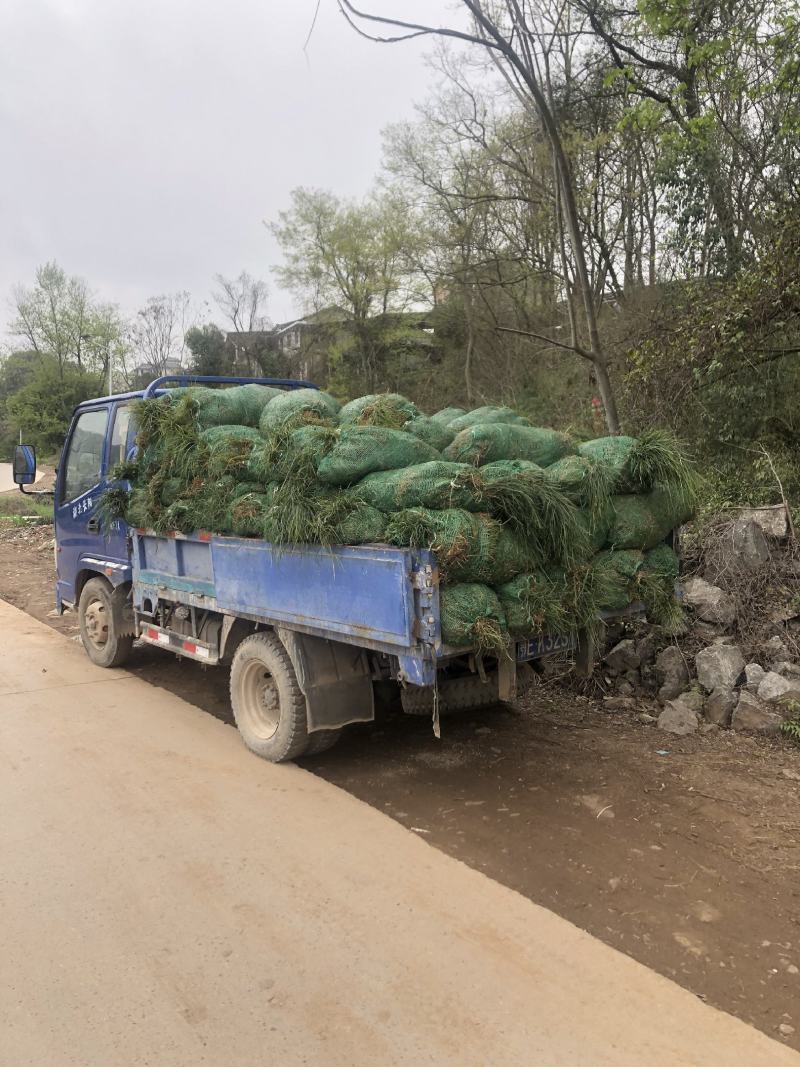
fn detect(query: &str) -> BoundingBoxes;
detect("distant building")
[225,306,351,382]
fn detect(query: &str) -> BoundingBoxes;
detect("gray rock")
[639,713,657,725]
[744,662,766,692]
[700,722,719,735]
[729,519,771,571]
[695,644,745,691]
[757,671,795,703]
[677,689,704,713]
[655,646,690,703]
[762,634,790,661]
[682,577,737,629]
[774,660,800,678]
[616,678,635,697]
[657,700,699,736]
[635,632,658,666]
[604,639,641,673]
[735,504,788,541]
[731,691,785,733]
[705,687,738,727]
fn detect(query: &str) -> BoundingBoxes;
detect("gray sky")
[0,0,461,337]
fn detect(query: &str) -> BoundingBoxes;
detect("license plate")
[516,633,576,661]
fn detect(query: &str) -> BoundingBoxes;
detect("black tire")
[229,632,310,762]
[401,672,500,716]
[78,577,134,668]
[304,729,342,756]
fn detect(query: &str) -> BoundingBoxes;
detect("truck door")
[55,401,137,607]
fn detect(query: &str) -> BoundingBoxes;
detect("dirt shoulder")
[2,522,799,1050]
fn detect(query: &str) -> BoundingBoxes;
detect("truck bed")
[131,530,441,685]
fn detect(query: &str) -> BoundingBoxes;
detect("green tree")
[10,262,128,382]
[6,357,102,456]
[271,187,423,391]
[185,324,231,376]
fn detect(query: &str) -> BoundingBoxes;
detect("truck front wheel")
[229,632,310,762]
[78,577,134,668]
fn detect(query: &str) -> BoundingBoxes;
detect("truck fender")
[276,628,375,733]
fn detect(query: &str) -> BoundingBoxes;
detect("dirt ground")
[2,519,800,1050]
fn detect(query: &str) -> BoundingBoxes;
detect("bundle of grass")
[446,406,530,432]
[635,544,685,632]
[578,430,696,498]
[479,460,588,568]
[403,415,454,452]
[317,426,442,486]
[445,423,575,468]
[589,549,645,611]
[229,492,271,538]
[354,462,485,513]
[263,481,352,547]
[335,502,388,545]
[258,388,341,434]
[607,485,694,550]
[544,454,614,519]
[97,486,131,532]
[495,571,569,638]
[430,406,466,425]
[386,507,536,585]
[339,393,419,428]
[202,425,263,479]
[439,583,510,656]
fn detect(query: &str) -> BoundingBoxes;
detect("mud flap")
[110,583,136,638]
[276,628,375,733]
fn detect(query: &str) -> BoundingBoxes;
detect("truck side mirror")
[13,444,37,486]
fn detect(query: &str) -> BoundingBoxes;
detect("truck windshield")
[62,407,109,503]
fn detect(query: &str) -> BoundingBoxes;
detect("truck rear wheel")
[229,632,310,762]
[78,577,134,668]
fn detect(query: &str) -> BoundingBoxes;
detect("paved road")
[0,462,17,492]
[1,600,797,1067]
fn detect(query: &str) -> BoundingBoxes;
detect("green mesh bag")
[126,488,149,528]
[339,393,419,427]
[317,427,441,486]
[249,425,338,483]
[638,544,684,631]
[439,583,509,655]
[574,502,613,553]
[479,459,588,567]
[431,406,466,424]
[231,480,267,501]
[225,384,282,425]
[446,423,575,468]
[545,454,613,516]
[579,430,695,497]
[386,507,534,584]
[335,503,388,545]
[590,550,644,610]
[495,572,570,637]
[447,406,530,432]
[403,415,454,452]
[354,462,484,512]
[262,482,351,546]
[644,543,680,582]
[228,492,271,537]
[201,425,262,479]
[607,485,693,550]
[259,388,341,434]
[386,508,494,582]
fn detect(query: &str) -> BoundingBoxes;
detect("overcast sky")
[0,0,463,338]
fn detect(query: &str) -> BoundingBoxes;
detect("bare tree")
[213,271,270,332]
[131,292,192,376]
[339,0,621,432]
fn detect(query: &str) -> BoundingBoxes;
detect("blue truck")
[14,375,590,762]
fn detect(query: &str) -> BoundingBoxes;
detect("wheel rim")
[84,597,110,649]
[237,660,281,741]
